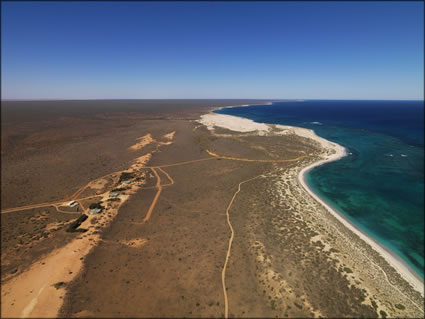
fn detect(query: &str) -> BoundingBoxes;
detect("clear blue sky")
[1,1,424,100]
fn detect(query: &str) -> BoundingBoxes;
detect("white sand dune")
[199,113,270,133]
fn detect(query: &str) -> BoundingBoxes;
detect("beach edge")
[298,155,425,296]
[206,102,424,297]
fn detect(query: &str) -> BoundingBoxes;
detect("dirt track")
[221,173,266,318]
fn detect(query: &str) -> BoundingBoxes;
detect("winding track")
[143,168,163,223]
[207,150,307,163]
[221,174,265,319]
[142,167,175,222]
[157,167,174,186]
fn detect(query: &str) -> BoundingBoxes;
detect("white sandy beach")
[199,110,424,297]
[299,158,425,296]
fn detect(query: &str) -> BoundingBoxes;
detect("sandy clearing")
[1,229,101,318]
[120,238,148,248]
[130,153,152,171]
[88,178,108,190]
[158,131,176,145]
[163,131,175,140]
[129,133,154,151]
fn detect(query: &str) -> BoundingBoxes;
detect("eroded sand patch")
[44,222,63,233]
[163,131,175,140]
[158,131,176,145]
[129,133,154,151]
[130,153,152,171]
[120,238,148,248]
[1,229,101,318]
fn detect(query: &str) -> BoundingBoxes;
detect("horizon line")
[2,98,424,102]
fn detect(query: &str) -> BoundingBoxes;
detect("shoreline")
[205,103,424,297]
[210,101,273,113]
[299,158,425,296]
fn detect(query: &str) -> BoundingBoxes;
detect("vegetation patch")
[119,172,135,182]
[370,298,377,309]
[343,267,353,273]
[66,214,88,233]
[53,281,66,289]
[395,304,405,311]
[294,302,303,309]
[89,202,104,210]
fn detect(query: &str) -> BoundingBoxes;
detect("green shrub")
[395,304,405,310]
[89,202,103,209]
[53,281,65,289]
[343,267,353,273]
[119,172,135,182]
[66,214,88,233]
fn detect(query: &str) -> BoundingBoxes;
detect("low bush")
[395,304,405,311]
[53,281,65,289]
[343,267,353,273]
[66,214,88,233]
[119,172,135,182]
[89,202,103,209]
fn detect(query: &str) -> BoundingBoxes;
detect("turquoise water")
[216,100,424,279]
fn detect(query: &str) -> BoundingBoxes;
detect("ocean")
[215,100,424,279]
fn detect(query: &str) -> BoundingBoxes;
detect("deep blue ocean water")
[215,100,424,279]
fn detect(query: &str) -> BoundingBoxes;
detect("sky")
[1,1,424,100]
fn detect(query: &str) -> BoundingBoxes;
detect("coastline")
[211,101,273,113]
[299,157,425,296]
[203,104,424,298]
